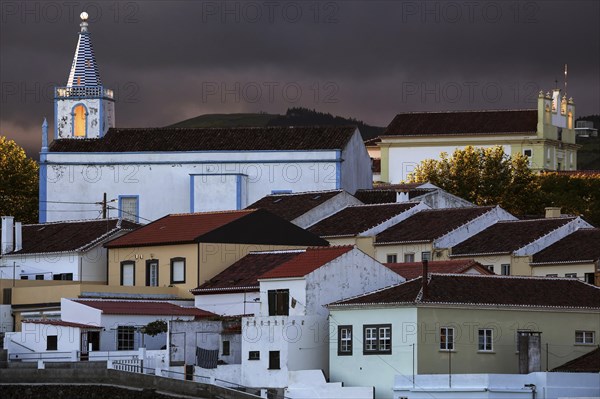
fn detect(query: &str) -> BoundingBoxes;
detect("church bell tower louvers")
[54,12,115,139]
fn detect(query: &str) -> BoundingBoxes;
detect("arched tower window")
[73,104,87,137]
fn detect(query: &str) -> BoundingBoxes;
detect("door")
[80,332,89,361]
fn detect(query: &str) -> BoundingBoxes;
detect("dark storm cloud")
[1,0,599,158]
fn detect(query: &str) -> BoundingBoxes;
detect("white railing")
[112,358,142,373]
[55,86,114,99]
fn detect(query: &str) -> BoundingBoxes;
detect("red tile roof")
[246,190,343,221]
[382,109,537,136]
[308,203,419,237]
[451,217,575,255]
[74,300,215,317]
[552,347,600,372]
[105,209,328,248]
[3,219,139,255]
[191,251,302,294]
[21,320,103,329]
[532,228,600,264]
[49,126,358,152]
[375,207,493,244]
[259,246,354,279]
[331,274,600,309]
[384,260,493,280]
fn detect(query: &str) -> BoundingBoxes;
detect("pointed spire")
[42,118,49,152]
[66,12,102,87]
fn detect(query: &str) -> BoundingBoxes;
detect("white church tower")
[54,12,115,139]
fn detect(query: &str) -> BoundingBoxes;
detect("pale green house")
[328,274,600,399]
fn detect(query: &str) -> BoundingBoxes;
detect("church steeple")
[53,12,115,139]
[67,12,102,88]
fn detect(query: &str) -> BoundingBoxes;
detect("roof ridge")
[168,209,255,217]
[496,216,575,224]
[20,218,121,227]
[346,202,418,208]
[110,125,358,132]
[420,205,494,213]
[430,273,600,285]
[331,278,421,305]
[393,109,537,115]
[433,206,496,240]
[266,189,343,197]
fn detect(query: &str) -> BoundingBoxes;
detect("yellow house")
[525,228,599,284]
[450,216,593,276]
[329,274,600,399]
[104,209,328,299]
[373,89,579,183]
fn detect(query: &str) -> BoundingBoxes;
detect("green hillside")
[167,108,384,140]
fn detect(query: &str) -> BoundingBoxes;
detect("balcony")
[55,86,114,100]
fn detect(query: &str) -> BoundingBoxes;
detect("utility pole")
[102,193,107,219]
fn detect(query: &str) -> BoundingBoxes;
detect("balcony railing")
[55,86,113,99]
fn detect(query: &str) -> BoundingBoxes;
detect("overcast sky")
[1,0,599,158]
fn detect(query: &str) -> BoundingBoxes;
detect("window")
[363,324,392,355]
[119,196,139,223]
[120,261,135,286]
[338,325,353,356]
[386,254,397,263]
[47,335,58,351]
[222,340,230,356]
[440,327,454,351]
[546,274,558,277]
[421,251,431,261]
[170,257,186,284]
[557,128,563,141]
[565,273,577,278]
[35,274,44,280]
[20,276,28,280]
[248,351,260,360]
[501,264,510,276]
[268,351,280,369]
[73,104,87,137]
[478,329,493,351]
[485,265,494,273]
[584,273,595,285]
[146,260,159,287]
[117,326,135,350]
[404,253,415,263]
[53,273,73,281]
[575,331,595,344]
[523,149,532,157]
[268,289,289,316]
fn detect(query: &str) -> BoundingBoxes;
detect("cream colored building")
[328,274,600,399]
[371,89,579,183]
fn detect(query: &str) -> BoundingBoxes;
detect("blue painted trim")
[189,175,195,213]
[54,97,58,139]
[70,103,89,138]
[39,153,47,223]
[54,96,114,101]
[44,159,338,166]
[41,119,48,152]
[189,173,248,176]
[236,175,242,210]
[271,190,293,194]
[335,149,342,189]
[118,195,140,223]
[99,98,104,138]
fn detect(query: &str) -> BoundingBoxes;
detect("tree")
[407,146,541,215]
[0,136,39,223]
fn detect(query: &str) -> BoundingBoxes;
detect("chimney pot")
[14,222,22,252]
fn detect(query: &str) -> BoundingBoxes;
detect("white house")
[0,216,138,281]
[40,15,372,224]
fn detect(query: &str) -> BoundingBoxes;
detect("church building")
[39,14,372,223]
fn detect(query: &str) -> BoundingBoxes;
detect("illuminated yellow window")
[77,77,81,86]
[73,105,86,137]
[567,112,573,129]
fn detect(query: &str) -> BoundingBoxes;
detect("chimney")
[1,216,15,255]
[422,259,429,300]
[14,222,22,252]
[545,207,561,218]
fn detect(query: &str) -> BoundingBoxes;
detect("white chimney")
[1,216,15,255]
[14,222,22,252]
[545,207,562,218]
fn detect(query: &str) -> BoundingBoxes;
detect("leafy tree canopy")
[0,136,39,223]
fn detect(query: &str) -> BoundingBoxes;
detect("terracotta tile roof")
[384,260,494,280]
[191,251,302,293]
[104,209,328,248]
[375,207,493,244]
[531,228,600,264]
[451,217,575,256]
[259,246,354,279]
[2,219,140,255]
[382,109,537,136]
[22,320,103,329]
[552,347,600,372]
[309,203,419,237]
[246,190,343,221]
[49,126,357,152]
[74,300,215,317]
[331,274,600,309]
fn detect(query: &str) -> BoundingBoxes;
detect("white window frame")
[421,251,431,261]
[575,331,595,344]
[404,253,415,263]
[386,254,398,263]
[440,327,454,351]
[478,329,493,352]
